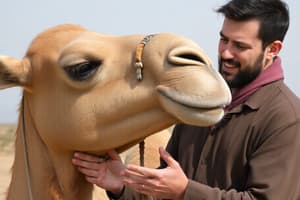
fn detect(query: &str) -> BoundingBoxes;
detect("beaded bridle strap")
[134,34,155,81]
[134,34,155,167]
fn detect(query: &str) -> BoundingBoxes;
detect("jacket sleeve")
[107,186,159,200]
[182,120,300,200]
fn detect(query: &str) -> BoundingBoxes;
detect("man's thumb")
[108,149,121,161]
[159,147,177,167]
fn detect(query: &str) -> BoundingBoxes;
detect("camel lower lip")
[157,86,226,111]
[158,93,225,126]
[157,85,228,109]
[159,91,224,111]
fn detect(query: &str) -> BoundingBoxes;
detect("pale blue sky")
[0,0,299,123]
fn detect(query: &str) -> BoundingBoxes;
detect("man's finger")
[85,176,99,185]
[108,149,121,161]
[125,164,157,178]
[77,166,101,178]
[122,167,148,181]
[72,157,104,170]
[159,147,178,168]
[73,152,104,163]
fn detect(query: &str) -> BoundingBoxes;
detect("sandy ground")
[0,124,16,200]
[0,154,13,200]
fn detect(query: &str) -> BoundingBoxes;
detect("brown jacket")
[109,80,300,200]
[165,80,300,200]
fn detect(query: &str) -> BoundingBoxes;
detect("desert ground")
[0,124,16,200]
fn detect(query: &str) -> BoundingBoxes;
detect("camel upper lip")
[157,85,228,110]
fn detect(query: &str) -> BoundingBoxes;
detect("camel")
[0,24,231,200]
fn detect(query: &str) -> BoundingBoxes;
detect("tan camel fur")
[0,24,231,200]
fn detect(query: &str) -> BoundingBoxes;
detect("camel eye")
[64,61,101,81]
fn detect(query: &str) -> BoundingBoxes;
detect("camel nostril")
[176,53,205,63]
[168,46,208,67]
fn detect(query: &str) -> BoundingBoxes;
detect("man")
[72,0,300,199]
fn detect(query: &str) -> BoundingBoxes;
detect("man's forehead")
[221,18,261,43]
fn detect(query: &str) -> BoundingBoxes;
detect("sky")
[0,0,299,123]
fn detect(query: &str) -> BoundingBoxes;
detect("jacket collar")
[227,80,283,114]
[225,57,284,112]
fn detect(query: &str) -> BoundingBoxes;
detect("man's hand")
[121,147,188,200]
[72,150,125,195]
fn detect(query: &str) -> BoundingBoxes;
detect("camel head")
[0,24,232,200]
[0,24,231,154]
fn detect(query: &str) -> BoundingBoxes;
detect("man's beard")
[218,53,264,89]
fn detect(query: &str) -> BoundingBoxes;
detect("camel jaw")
[157,85,229,126]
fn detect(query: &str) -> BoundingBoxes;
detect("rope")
[21,96,34,200]
[134,34,155,81]
[139,140,145,167]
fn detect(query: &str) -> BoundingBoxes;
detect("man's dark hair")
[217,0,289,49]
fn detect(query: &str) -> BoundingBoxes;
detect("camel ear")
[0,56,32,90]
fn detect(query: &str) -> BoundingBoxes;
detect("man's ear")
[0,56,32,91]
[266,40,282,60]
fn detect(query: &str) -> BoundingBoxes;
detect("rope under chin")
[139,140,145,167]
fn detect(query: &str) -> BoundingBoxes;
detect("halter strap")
[134,34,155,81]
[21,96,34,200]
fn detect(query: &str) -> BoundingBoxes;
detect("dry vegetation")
[0,124,16,154]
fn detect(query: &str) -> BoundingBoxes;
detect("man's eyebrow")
[219,31,227,38]
[219,31,252,48]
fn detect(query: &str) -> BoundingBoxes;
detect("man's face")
[218,18,267,89]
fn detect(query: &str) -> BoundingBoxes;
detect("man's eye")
[236,44,248,50]
[220,37,228,44]
[64,61,101,81]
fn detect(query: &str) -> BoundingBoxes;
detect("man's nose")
[219,43,235,60]
[220,47,234,60]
